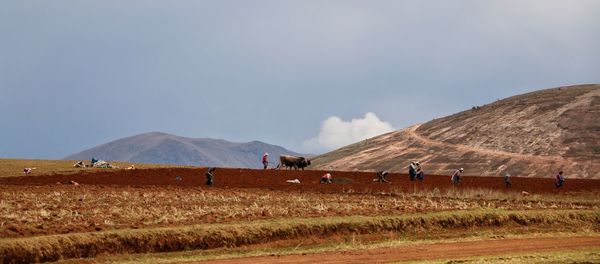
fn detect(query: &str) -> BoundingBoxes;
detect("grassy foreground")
[59,231,600,263]
[1,209,598,263]
[413,248,600,263]
[0,159,182,177]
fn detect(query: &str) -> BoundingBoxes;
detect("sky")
[1,0,599,158]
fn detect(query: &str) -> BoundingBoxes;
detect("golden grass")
[0,158,183,177]
[395,187,600,205]
[2,185,598,239]
[1,209,598,263]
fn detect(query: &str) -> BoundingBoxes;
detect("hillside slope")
[65,133,305,168]
[311,84,600,178]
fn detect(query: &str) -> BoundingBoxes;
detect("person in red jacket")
[320,172,333,184]
[262,153,269,170]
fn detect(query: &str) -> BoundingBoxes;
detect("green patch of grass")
[0,159,184,177]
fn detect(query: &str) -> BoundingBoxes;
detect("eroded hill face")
[311,85,600,178]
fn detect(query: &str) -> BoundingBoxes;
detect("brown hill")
[311,84,600,178]
[64,132,306,169]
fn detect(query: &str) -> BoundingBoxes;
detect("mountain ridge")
[65,132,306,169]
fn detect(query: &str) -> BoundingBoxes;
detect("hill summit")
[65,132,305,169]
[311,84,600,178]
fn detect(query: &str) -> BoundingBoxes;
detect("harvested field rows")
[2,209,599,263]
[1,167,599,263]
[1,185,597,239]
[2,168,599,239]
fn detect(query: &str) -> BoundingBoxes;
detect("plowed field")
[2,168,598,238]
[1,168,599,263]
[2,167,599,194]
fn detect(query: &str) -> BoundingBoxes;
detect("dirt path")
[201,236,600,264]
[408,124,568,163]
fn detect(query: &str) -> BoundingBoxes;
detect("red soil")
[202,236,600,264]
[1,169,598,263]
[1,167,599,194]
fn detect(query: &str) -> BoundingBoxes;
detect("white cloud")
[303,112,395,153]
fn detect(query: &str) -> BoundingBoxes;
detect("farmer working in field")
[555,171,565,188]
[504,173,512,188]
[262,153,269,170]
[409,162,417,181]
[205,167,216,186]
[415,162,425,182]
[451,168,463,185]
[374,170,389,183]
[320,172,333,184]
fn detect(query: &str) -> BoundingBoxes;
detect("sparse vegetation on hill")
[416,85,600,158]
[312,84,600,178]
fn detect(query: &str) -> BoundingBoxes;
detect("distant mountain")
[311,84,600,178]
[64,132,307,168]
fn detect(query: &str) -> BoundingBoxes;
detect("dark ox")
[277,155,311,170]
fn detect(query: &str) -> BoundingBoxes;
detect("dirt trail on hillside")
[408,124,568,163]
[202,236,600,264]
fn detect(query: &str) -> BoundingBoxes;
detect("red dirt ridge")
[2,168,599,194]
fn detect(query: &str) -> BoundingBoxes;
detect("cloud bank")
[303,112,395,153]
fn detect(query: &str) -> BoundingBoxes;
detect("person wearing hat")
[415,161,425,182]
[408,162,417,181]
[504,173,512,188]
[262,153,269,170]
[451,168,463,185]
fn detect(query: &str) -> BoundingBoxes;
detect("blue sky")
[1,0,599,158]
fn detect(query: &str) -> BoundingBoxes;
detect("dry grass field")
[2,185,597,239]
[0,158,182,178]
[0,159,599,263]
